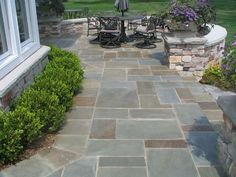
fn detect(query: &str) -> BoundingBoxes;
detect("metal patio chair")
[99,17,121,48]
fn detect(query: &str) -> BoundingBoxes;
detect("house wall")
[0,46,50,110]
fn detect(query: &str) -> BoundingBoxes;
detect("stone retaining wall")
[164,25,227,78]
[38,17,86,38]
[217,96,236,177]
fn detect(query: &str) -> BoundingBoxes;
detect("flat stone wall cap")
[164,33,207,45]
[217,95,236,126]
[38,16,63,23]
[61,18,87,25]
[204,25,227,47]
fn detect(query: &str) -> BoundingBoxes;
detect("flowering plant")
[165,0,216,33]
[221,35,236,81]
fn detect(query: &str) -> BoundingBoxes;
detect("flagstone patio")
[0,24,228,177]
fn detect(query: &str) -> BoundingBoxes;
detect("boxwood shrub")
[0,46,84,164]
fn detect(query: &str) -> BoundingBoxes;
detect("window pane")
[15,0,29,43]
[0,4,8,55]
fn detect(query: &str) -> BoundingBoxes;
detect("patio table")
[99,15,144,43]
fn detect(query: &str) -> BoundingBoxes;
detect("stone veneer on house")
[163,25,227,78]
[38,17,86,38]
[0,46,50,110]
[217,95,236,177]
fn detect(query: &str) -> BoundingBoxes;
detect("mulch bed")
[0,134,56,171]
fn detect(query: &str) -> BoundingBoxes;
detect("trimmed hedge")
[0,46,84,164]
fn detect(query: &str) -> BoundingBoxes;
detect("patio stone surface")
[147,149,199,177]
[99,157,146,167]
[86,140,145,156]
[94,108,128,119]
[90,119,116,139]
[97,168,147,177]
[96,88,139,108]
[117,120,183,139]
[1,24,227,177]
[129,109,175,119]
[157,88,181,104]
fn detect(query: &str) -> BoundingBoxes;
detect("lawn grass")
[63,0,236,44]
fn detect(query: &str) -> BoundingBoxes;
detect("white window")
[0,0,40,79]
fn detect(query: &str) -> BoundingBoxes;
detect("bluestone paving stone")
[38,148,78,168]
[94,108,128,119]
[139,59,161,65]
[102,69,126,81]
[175,104,210,125]
[176,88,194,100]
[198,166,227,177]
[137,81,156,94]
[0,156,53,177]
[84,72,102,80]
[66,107,93,119]
[157,88,181,104]
[78,88,98,97]
[128,69,152,76]
[153,70,179,75]
[203,110,223,121]
[86,140,144,156]
[53,135,87,154]
[82,80,101,89]
[129,109,175,119]
[198,102,220,110]
[155,81,200,88]
[60,120,91,135]
[117,120,183,139]
[145,140,187,148]
[97,168,147,177]
[90,119,116,139]
[73,96,96,107]
[185,132,220,166]
[105,61,139,68]
[99,157,146,167]
[193,93,214,102]
[96,88,139,108]
[161,75,183,81]
[118,51,142,58]
[150,65,169,70]
[63,158,97,177]
[147,149,199,177]
[128,75,162,81]
[139,95,172,108]
[46,169,63,177]
[101,81,136,88]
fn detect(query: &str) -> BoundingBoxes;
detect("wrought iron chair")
[128,12,147,30]
[87,16,100,36]
[99,17,121,48]
[134,15,159,49]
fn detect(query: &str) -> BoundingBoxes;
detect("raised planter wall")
[164,25,227,78]
[38,17,87,38]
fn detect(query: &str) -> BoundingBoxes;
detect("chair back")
[99,17,120,31]
[146,15,158,31]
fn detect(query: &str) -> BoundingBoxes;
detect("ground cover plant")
[0,46,84,164]
[63,0,236,44]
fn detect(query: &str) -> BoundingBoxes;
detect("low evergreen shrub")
[0,46,84,164]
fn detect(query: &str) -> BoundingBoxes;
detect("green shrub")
[44,63,83,93]
[0,111,23,163]
[15,89,65,133]
[0,46,84,164]
[33,76,73,110]
[10,107,42,145]
[202,64,223,85]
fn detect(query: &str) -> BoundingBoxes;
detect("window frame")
[0,0,40,80]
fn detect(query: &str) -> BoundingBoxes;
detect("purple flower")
[232,41,236,46]
[196,0,209,7]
